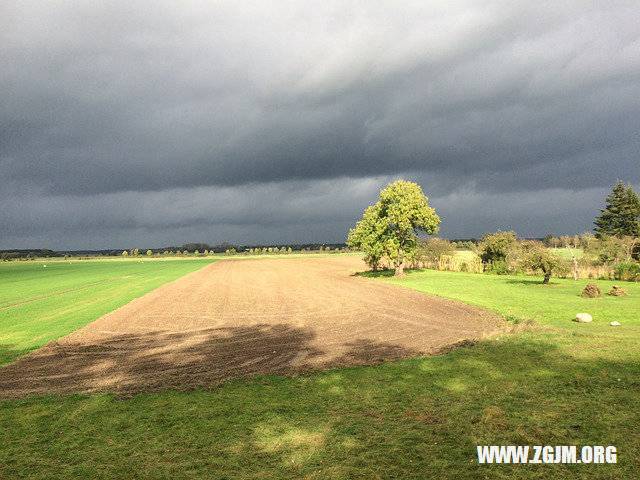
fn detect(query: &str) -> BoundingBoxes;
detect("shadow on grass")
[358,266,574,285]
[363,269,567,288]
[2,332,638,479]
[504,278,551,285]
[0,344,35,368]
[0,324,422,398]
[358,269,402,278]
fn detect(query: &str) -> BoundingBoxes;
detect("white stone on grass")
[610,321,621,326]
[575,313,593,323]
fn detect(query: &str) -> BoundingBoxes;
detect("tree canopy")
[347,180,440,275]
[517,241,567,284]
[420,238,455,262]
[594,181,640,238]
[478,230,517,264]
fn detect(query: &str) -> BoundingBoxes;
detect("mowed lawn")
[1,265,639,479]
[372,268,637,328]
[0,258,215,365]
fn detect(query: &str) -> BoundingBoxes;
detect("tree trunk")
[394,248,405,276]
[570,250,579,281]
[543,272,551,284]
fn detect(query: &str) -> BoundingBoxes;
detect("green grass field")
[370,268,637,328]
[549,248,584,260]
[0,258,215,365]
[453,249,480,261]
[1,264,638,478]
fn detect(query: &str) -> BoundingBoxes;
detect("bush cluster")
[613,261,640,282]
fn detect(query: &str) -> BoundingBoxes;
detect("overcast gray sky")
[1,1,639,249]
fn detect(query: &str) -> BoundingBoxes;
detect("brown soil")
[0,256,501,398]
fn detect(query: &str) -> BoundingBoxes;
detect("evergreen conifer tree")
[594,181,640,238]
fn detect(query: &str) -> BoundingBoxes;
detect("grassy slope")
[0,258,215,365]
[1,268,639,478]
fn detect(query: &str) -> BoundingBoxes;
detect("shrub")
[479,231,517,264]
[421,238,455,262]
[613,261,640,282]
[146,250,152,256]
[486,260,509,275]
[621,236,640,261]
[580,232,597,250]
[586,236,625,264]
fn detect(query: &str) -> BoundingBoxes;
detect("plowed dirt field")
[0,256,501,397]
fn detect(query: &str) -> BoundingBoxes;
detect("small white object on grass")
[575,313,593,323]
[43,265,47,267]
[610,321,621,326]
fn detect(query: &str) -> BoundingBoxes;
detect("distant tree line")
[161,242,348,254]
[1,242,350,261]
[0,249,58,261]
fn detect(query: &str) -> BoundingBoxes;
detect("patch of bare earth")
[0,257,501,397]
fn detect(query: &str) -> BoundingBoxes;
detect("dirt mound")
[0,257,501,398]
[609,285,628,296]
[581,283,601,298]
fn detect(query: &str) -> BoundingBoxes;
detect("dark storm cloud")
[0,177,391,248]
[1,1,639,248]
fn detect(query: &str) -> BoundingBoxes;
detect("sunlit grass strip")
[0,258,215,365]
